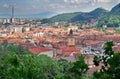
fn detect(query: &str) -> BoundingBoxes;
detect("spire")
[68,29,75,46]
[69,29,73,36]
[69,29,73,37]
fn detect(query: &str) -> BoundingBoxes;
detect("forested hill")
[41,3,120,27]
[97,3,120,27]
[41,8,108,24]
[110,3,120,15]
[41,12,83,23]
[71,8,108,23]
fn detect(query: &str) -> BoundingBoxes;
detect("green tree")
[93,41,120,79]
[93,56,100,66]
[7,44,31,54]
[93,71,112,79]
[104,41,114,56]
[93,53,120,79]
[69,56,89,79]
[1,40,8,53]
[0,52,63,79]
[107,53,120,79]
[93,41,114,67]
[57,58,73,78]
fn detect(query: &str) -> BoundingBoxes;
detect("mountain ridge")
[41,3,120,27]
[110,3,120,15]
[41,8,109,23]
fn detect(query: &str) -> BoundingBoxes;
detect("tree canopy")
[93,41,120,79]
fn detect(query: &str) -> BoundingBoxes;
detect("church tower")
[68,29,75,46]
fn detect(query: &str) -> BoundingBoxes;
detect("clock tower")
[68,29,75,46]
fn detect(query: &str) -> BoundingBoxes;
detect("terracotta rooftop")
[28,47,52,54]
[62,45,82,56]
[113,45,120,52]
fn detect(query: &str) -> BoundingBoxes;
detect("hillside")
[110,3,120,15]
[41,8,108,24]
[41,12,82,23]
[41,3,120,27]
[97,3,120,27]
[71,8,108,23]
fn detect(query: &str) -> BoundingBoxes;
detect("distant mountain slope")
[49,12,82,22]
[110,3,120,15]
[41,3,120,27]
[71,8,108,23]
[41,8,108,24]
[41,12,83,23]
[88,8,108,18]
[97,3,120,27]
[97,15,120,27]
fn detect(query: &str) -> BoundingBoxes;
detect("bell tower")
[68,29,75,46]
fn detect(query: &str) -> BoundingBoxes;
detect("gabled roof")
[62,45,82,56]
[28,47,52,54]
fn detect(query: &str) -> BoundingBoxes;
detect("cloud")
[3,3,9,8]
[33,0,40,1]
[0,0,119,16]
[64,0,89,4]
[48,3,65,10]
[89,0,113,6]
[97,0,111,3]
[33,0,49,2]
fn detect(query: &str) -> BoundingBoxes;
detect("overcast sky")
[0,0,120,15]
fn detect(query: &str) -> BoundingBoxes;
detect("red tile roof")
[28,47,52,54]
[113,45,120,52]
[62,46,82,56]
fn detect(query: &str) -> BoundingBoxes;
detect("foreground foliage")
[93,41,120,79]
[0,41,120,79]
[0,44,90,79]
[0,53,62,79]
